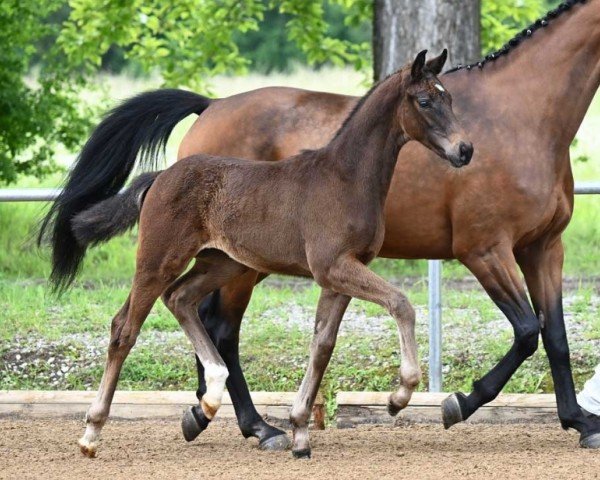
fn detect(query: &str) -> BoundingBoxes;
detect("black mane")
[446,0,588,74]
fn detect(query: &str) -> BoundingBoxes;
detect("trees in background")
[0,1,91,184]
[1,0,550,185]
[373,0,480,80]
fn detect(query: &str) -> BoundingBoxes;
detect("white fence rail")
[2,182,600,391]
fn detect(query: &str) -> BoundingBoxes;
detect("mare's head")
[398,50,473,168]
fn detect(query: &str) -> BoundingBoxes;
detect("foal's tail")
[38,89,211,293]
[71,172,160,249]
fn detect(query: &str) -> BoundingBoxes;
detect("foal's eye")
[418,99,431,108]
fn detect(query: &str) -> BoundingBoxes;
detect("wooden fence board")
[336,392,558,428]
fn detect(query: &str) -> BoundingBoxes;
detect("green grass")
[1,72,599,412]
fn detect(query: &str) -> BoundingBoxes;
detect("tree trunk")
[373,0,481,80]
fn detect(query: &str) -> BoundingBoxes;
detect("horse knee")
[516,324,540,357]
[313,335,336,362]
[388,295,415,323]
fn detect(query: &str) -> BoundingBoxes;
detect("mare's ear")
[411,50,428,82]
[426,49,448,75]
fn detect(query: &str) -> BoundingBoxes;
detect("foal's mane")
[446,0,589,74]
[332,81,381,140]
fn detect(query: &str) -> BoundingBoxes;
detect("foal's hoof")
[259,433,291,451]
[580,432,600,449]
[78,437,97,458]
[442,393,465,430]
[181,406,211,442]
[387,400,401,417]
[292,448,312,459]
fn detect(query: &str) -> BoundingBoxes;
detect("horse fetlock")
[291,425,311,459]
[401,366,422,389]
[201,362,228,419]
[78,421,103,458]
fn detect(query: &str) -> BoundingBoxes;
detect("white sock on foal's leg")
[201,362,229,419]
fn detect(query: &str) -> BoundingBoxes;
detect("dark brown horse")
[45,52,471,458]
[39,0,600,451]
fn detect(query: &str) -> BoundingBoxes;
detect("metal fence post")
[428,259,442,392]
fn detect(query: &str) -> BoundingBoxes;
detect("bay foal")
[66,51,472,458]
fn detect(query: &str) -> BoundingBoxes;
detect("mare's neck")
[324,74,408,205]
[476,0,600,150]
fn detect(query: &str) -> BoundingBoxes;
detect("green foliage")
[59,0,371,93]
[481,0,547,52]
[0,1,92,185]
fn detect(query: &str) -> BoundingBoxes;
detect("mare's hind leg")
[518,238,600,448]
[186,271,290,450]
[443,242,541,428]
[163,252,248,429]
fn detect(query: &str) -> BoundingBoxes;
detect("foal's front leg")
[290,289,351,458]
[313,257,422,414]
[289,256,421,458]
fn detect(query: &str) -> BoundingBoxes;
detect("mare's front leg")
[290,289,351,458]
[518,238,600,448]
[184,271,290,450]
[443,242,541,428]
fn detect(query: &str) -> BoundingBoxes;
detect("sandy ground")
[1,418,599,480]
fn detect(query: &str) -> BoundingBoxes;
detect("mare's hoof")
[292,448,312,459]
[78,438,97,458]
[580,432,600,449]
[259,433,291,451]
[441,393,465,430]
[181,406,210,442]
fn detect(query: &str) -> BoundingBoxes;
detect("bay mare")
[43,53,472,457]
[40,0,600,451]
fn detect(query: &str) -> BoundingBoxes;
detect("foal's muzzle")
[448,141,473,168]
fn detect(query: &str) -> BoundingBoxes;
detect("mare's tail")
[38,89,211,292]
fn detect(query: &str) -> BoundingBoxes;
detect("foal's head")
[399,50,473,168]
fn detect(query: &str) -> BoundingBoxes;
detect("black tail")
[38,89,211,292]
[71,172,160,248]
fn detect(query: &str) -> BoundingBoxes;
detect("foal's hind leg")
[163,254,249,429]
[79,273,172,457]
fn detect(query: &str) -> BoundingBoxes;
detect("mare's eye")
[418,99,431,108]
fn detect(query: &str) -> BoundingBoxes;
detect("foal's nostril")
[459,142,474,165]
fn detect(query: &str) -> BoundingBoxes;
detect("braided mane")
[446,0,589,74]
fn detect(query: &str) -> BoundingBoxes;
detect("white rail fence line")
[2,182,600,392]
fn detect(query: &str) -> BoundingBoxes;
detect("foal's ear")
[411,50,428,82]
[426,49,448,75]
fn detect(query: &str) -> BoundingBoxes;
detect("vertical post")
[428,260,442,392]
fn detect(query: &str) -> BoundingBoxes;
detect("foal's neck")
[325,73,408,206]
